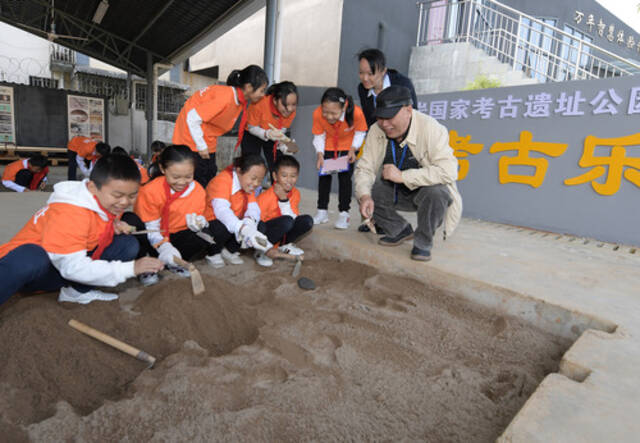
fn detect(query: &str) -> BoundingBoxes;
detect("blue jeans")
[0,235,139,305]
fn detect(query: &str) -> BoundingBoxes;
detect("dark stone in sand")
[297,277,315,290]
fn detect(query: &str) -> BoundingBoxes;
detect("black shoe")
[411,246,432,261]
[358,223,386,235]
[378,225,414,246]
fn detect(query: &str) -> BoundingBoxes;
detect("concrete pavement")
[1,187,639,441]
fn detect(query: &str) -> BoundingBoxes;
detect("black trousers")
[317,150,353,212]
[194,152,217,188]
[15,169,33,188]
[371,180,452,251]
[208,219,269,255]
[263,215,313,245]
[241,132,281,182]
[121,212,216,261]
[67,150,77,180]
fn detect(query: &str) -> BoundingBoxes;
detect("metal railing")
[50,43,76,66]
[416,0,640,83]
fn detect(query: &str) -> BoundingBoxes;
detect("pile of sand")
[0,258,571,442]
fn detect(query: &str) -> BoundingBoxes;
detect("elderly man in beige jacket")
[354,85,462,261]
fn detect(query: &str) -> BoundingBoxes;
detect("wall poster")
[67,94,105,141]
[0,85,16,143]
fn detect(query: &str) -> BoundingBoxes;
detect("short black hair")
[150,140,166,153]
[234,154,266,174]
[111,146,128,156]
[29,154,48,168]
[90,154,141,189]
[273,155,300,173]
[358,48,386,75]
[266,81,298,104]
[95,142,111,157]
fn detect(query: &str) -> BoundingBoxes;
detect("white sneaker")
[334,211,350,230]
[313,209,329,224]
[206,253,225,268]
[278,243,304,256]
[58,286,118,304]
[254,251,273,267]
[221,248,244,265]
[138,272,160,287]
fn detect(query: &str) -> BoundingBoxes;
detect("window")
[515,17,557,82]
[556,25,593,80]
[29,76,59,89]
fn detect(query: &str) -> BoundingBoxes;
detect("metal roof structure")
[0,0,261,77]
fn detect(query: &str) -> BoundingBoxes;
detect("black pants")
[67,150,78,180]
[208,219,269,255]
[194,152,217,188]
[15,169,33,188]
[263,215,313,245]
[121,212,216,261]
[317,150,353,212]
[241,132,281,182]
[371,180,452,251]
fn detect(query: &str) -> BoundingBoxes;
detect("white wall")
[0,23,52,84]
[188,0,343,87]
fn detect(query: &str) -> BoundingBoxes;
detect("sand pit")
[0,257,571,442]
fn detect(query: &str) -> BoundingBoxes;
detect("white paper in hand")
[319,155,349,176]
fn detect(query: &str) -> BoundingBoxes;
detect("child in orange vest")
[312,87,367,230]
[147,139,166,179]
[242,81,298,179]
[256,155,313,266]
[172,65,268,187]
[67,136,111,180]
[204,155,272,268]
[122,145,212,286]
[1,154,49,192]
[0,155,164,305]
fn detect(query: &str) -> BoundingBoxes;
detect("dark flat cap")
[375,85,413,118]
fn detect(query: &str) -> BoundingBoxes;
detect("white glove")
[235,219,272,251]
[235,218,257,244]
[157,242,181,265]
[277,142,289,154]
[186,213,208,232]
[246,230,272,252]
[266,128,287,141]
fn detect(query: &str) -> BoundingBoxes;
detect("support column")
[264,0,277,83]
[146,52,155,157]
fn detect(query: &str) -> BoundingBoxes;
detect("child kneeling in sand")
[256,155,313,266]
[0,155,164,305]
[122,145,214,286]
[204,154,272,268]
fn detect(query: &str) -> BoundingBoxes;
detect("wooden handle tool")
[173,256,205,296]
[68,319,156,368]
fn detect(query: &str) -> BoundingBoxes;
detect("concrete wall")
[416,74,640,245]
[337,0,419,99]
[409,42,538,94]
[0,23,52,84]
[107,109,175,154]
[189,0,344,87]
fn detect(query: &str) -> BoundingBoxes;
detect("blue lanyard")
[390,140,407,203]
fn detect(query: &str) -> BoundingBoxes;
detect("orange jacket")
[172,85,244,154]
[2,159,28,182]
[204,167,257,221]
[247,95,296,131]
[67,136,98,160]
[311,105,367,151]
[257,186,300,222]
[134,176,206,235]
[133,159,149,184]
